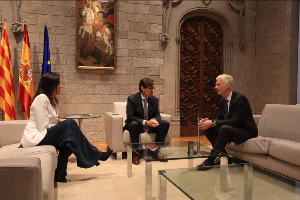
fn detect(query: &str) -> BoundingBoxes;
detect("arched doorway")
[180,16,223,136]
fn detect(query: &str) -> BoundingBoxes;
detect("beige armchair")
[105,102,172,155]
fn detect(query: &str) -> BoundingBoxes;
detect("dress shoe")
[132,154,140,165]
[196,158,215,171]
[214,157,232,165]
[99,146,113,161]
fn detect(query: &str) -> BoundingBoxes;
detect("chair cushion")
[258,104,300,143]
[226,135,270,154]
[123,130,156,144]
[269,139,300,167]
[0,143,57,163]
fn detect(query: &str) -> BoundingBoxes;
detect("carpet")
[54,154,204,200]
[54,155,299,200]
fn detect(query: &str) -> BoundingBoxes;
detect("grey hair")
[216,74,233,89]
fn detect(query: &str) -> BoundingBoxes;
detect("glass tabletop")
[128,141,227,162]
[59,114,101,119]
[158,164,300,200]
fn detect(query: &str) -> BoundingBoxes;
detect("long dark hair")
[33,72,60,107]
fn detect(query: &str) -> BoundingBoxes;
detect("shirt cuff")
[142,120,146,125]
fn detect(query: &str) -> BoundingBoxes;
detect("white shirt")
[20,94,58,147]
[226,90,233,112]
[141,94,148,125]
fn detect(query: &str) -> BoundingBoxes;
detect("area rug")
[55,154,204,200]
[55,155,299,200]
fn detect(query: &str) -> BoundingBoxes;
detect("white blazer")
[21,94,58,147]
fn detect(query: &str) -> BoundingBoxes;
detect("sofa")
[105,102,172,155]
[226,104,300,181]
[0,120,57,200]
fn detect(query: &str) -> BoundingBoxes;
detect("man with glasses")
[124,78,170,165]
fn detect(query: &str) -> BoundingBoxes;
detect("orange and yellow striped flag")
[18,24,34,119]
[0,22,16,120]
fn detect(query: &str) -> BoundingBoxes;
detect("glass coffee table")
[127,141,228,200]
[59,114,101,129]
[158,164,300,200]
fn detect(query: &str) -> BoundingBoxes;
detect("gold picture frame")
[76,0,116,70]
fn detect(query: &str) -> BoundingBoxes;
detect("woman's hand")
[58,118,66,123]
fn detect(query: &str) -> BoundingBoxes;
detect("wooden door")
[180,16,223,136]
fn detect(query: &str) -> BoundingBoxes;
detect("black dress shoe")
[214,157,232,165]
[99,146,113,161]
[196,158,215,171]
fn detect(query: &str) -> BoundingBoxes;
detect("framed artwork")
[76,0,116,70]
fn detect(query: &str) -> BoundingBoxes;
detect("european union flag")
[41,25,51,76]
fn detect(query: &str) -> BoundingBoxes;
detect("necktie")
[223,100,229,120]
[143,98,149,132]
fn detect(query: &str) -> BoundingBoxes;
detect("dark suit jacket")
[123,92,161,130]
[216,91,258,137]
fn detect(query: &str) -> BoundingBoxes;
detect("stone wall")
[20,0,165,142]
[239,1,257,113]
[10,0,299,141]
[255,0,298,113]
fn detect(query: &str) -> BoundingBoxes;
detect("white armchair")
[105,102,172,154]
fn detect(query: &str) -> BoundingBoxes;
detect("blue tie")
[223,100,229,120]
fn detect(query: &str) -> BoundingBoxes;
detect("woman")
[20,72,112,182]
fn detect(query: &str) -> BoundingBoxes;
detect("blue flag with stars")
[41,25,51,76]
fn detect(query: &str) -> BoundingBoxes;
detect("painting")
[76,0,116,70]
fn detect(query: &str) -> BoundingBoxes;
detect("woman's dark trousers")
[37,119,102,180]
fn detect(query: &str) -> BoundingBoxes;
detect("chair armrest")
[160,113,171,123]
[253,115,261,125]
[0,120,27,147]
[105,112,127,152]
[160,113,172,141]
[0,157,43,200]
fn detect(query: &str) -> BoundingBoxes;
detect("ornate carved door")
[180,16,223,136]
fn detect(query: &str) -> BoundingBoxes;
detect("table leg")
[220,156,229,192]
[188,141,194,170]
[296,182,300,199]
[78,118,82,129]
[197,116,200,153]
[244,164,253,200]
[127,147,132,177]
[158,171,167,200]
[145,161,152,200]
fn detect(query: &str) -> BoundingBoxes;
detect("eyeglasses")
[147,87,155,90]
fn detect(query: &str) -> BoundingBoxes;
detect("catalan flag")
[41,25,51,75]
[0,22,16,120]
[18,24,34,119]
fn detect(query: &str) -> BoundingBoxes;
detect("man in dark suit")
[124,78,170,165]
[197,74,258,168]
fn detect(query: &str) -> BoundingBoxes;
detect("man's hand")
[199,118,208,123]
[147,118,159,127]
[198,118,212,131]
[146,143,159,151]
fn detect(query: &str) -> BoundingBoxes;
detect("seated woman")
[20,72,112,182]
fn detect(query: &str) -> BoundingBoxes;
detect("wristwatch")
[211,120,215,127]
